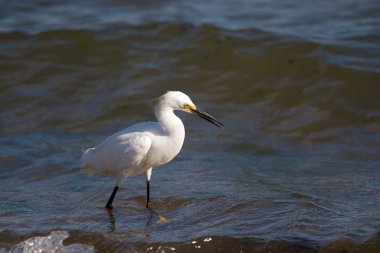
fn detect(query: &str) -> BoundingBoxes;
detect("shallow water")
[1,0,380,252]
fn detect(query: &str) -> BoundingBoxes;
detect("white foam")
[8,231,94,253]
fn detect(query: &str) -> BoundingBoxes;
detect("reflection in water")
[105,206,160,238]
[147,207,158,221]
[106,209,116,232]
[144,208,158,239]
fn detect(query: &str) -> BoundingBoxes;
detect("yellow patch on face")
[183,103,197,110]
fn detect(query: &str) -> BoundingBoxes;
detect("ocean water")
[1,0,380,252]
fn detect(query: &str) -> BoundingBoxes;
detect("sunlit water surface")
[1,0,380,252]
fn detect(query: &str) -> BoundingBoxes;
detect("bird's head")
[153,91,223,128]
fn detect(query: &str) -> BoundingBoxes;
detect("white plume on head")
[152,91,194,111]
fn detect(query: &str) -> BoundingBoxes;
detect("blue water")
[1,0,380,252]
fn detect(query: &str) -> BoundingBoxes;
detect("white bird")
[80,91,223,209]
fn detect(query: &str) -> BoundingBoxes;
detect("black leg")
[106,186,119,210]
[146,180,150,208]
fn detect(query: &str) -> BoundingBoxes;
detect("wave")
[1,230,380,253]
[1,23,379,136]
[1,22,379,252]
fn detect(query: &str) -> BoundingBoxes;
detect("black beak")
[191,108,224,128]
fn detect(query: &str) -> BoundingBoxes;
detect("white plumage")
[80,91,223,209]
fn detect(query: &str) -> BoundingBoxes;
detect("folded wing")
[80,132,152,177]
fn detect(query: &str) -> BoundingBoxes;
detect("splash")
[7,231,94,253]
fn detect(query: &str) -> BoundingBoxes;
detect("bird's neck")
[155,107,185,137]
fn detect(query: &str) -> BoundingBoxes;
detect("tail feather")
[79,147,96,172]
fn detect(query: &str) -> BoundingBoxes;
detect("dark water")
[1,0,380,252]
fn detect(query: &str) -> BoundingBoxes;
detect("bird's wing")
[115,133,152,170]
[80,132,152,175]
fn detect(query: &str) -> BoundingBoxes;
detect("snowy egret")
[80,91,223,209]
